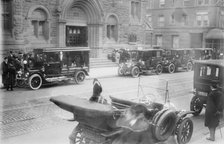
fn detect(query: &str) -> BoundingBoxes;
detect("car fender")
[82,69,89,76]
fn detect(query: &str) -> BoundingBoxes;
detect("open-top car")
[50,78,194,144]
[18,47,90,90]
[190,60,224,116]
[162,48,213,73]
[118,48,164,77]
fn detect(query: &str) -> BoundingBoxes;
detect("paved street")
[0,69,224,144]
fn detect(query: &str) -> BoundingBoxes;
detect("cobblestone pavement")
[0,103,73,139]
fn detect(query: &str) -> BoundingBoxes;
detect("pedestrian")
[6,52,16,91]
[1,57,8,88]
[204,83,224,141]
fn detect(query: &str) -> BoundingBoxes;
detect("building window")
[183,0,191,6]
[147,0,154,9]
[106,15,118,42]
[131,1,141,21]
[31,8,49,40]
[158,15,165,27]
[147,14,152,24]
[220,11,224,28]
[172,35,179,48]
[159,0,165,8]
[170,14,175,25]
[156,35,162,46]
[197,0,210,5]
[196,12,209,27]
[128,33,137,42]
[182,14,188,25]
[1,0,12,34]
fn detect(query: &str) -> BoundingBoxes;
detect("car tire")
[168,63,175,73]
[118,67,124,76]
[190,96,203,116]
[131,66,140,78]
[176,117,193,144]
[186,62,193,71]
[156,64,163,75]
[74,71,85,84]
[152,109,177,141]
[29,74,42,90]
[16,79,26,88]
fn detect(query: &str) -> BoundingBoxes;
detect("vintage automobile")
[50,78,194,144]
[190,59,224,116]
[118,49,164,77]
[162,48,213,73]
[18,47,90,90]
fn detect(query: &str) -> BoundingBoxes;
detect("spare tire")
[152,109,177,141]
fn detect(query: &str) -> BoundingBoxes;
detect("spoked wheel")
[29,74,42,90]
[156,64,163,74]
[186,62,193,71]
[190,96,203,116]
[74,71,86,84]
[168,63,175,73]
[131,66,140,78]
[16,79,26,88]
[118,67,124,76]
[176,117,193,144]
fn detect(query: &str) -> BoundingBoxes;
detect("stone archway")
[58,0,104,58]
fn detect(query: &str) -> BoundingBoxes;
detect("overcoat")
[205,89,224,128]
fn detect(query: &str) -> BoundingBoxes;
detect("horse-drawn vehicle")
[50,78,194,144]
[190,60,224,116]
[15,47,90,90]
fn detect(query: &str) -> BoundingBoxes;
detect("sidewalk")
[86,66,118,80]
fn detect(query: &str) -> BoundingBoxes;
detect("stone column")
[57,19,66,47]
[13,0,24,41]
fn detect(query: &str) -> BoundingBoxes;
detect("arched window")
[106,15,118,42]
[31,8,49,40]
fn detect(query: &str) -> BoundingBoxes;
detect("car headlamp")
[23,60,27,64]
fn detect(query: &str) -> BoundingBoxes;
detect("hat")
[211,83,218,89]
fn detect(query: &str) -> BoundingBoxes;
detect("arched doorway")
[58,0,103,58]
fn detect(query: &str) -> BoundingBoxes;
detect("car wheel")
[29,74,42,90]
[131,66,140,78]
[190,96,203,116]
[16,79,26,88]
[168,63,175,73]
[152,109,177,141]
[118,67,124,76]
[176,117,193,144]
[75,71,85,84]
[156,64,163,75]
[186,62,193,71]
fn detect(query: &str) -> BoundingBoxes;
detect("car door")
[44,52,61,76]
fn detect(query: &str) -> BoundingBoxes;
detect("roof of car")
[194,59,224,67]
[34,47,90,52]
[129,48,164,52]
[164,48,212,51]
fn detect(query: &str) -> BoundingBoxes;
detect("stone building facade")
[1,0,153,58]
[146,0,224,57]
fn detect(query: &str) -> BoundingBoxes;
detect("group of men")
[1,51,24,91]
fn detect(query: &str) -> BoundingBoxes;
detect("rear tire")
[118,67,124,76]
[168,63,175,73]
[156,64,163,74]
[74,71,85,84]
[186,62,193,71]
[131,66,140,78]
[190,96,203,116]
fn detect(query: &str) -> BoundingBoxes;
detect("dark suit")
[205,89,224,128]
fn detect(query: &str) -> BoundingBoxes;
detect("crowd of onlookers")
[1,51,31,91]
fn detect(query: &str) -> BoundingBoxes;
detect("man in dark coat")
[204,83,224,141]
[7,52,16,91]
[1,57,8,88]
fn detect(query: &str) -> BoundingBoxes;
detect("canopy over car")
[34,47,90,53]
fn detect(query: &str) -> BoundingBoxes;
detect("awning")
[206,28,224,39]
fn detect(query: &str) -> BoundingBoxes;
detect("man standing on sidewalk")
[204,83,224,141]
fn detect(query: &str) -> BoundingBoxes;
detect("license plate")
[198,91,208,96]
